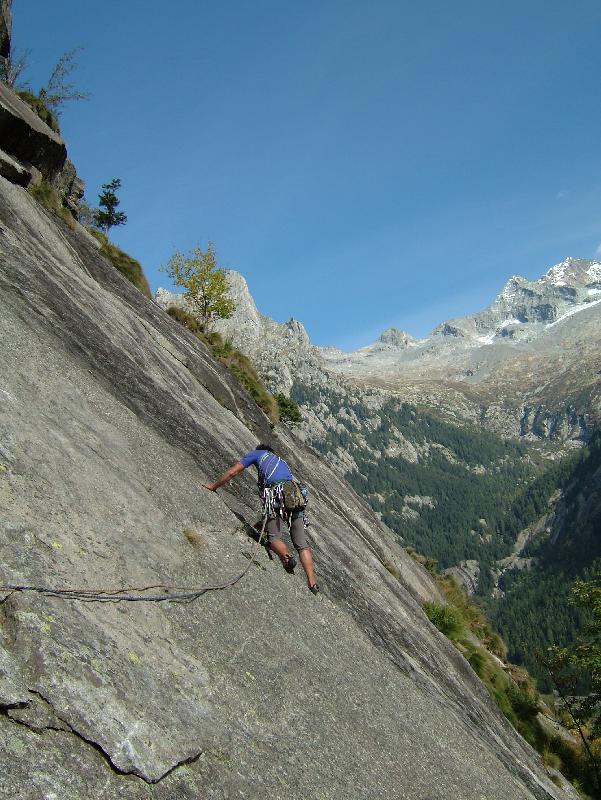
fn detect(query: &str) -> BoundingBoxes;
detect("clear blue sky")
[13,1,601,349]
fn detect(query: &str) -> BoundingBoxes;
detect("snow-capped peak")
[541,257,601,288]
[543,257,576,286]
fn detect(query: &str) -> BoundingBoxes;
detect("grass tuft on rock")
[405,547,438,577]
[166,305,204,335]
[183,528,206,547]
[28,180,75,228]
[89,230,151,298]
[382,557,400,578]
[424,601,464,640]
[16,90,60,133]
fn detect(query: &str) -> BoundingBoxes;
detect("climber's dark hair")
[256,443,274,452]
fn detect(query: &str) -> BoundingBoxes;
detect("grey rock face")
[0,146,29,185]
[0,177,570,798]
[0,0,10,60]
[0,83,66,182]
[0,82,84,215]
[378,327,416,347]
[444,560,480,595]
[54,157,85,215]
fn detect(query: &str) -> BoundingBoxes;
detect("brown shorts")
[265,512,309,551]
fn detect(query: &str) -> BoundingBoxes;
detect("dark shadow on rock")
[230,509,273,560]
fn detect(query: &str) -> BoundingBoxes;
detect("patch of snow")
[588,288,601,296]
[544,258,573,285]
[477,333,496,345]
[498,318,521,327]
[547,297,601,328]
[587,263,601,280]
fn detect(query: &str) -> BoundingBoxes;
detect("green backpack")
[282,480,308,512]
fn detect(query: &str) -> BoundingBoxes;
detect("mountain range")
[159,256,601,447]
[323,257,601,442]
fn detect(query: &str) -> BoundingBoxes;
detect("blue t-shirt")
[240,449,293,485]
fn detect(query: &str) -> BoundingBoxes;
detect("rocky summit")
[0,98,576,797]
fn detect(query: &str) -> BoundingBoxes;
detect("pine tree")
[93,178,127,238]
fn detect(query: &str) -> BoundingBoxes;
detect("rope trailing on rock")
[0,517,268,604]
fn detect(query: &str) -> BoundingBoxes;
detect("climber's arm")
[201,462,245,491]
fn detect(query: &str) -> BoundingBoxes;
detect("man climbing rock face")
[202,444,319,594]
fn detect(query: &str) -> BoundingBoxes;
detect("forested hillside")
[292,382,578,591]
[491,431,601,688]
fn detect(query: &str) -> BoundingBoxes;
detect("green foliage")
[165,306,278,424]
[467,647,487,677]
[291,380,601,699]
[3,45,87,119]
[27,180,74,227]
[423,572,588,782]
[93,178,127,238]
[548,736,599,799]
[38,48,90,115]
[89,230,151,298]
[435,575,507,657]
[162,243,235,331]
[424,601,464,640]
[220,355,278,426]
[166,305,204,335]
[16,90,59,132]
[424,571,601,794]
[546,571,601,785]
[275,393,302,424]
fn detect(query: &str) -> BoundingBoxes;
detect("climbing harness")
[256,451,309,527]
[261,483,282,519]
[261,482,309,530]
[0,515,269,605]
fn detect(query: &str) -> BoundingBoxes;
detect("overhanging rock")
[0,82,66,182]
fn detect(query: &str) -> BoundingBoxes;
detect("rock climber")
[201,444,319,594]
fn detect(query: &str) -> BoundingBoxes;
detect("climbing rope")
[0,516,268,604]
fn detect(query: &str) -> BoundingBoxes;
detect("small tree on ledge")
[162,242,235,330]
[38,47,90,115]
[93,178,127,238]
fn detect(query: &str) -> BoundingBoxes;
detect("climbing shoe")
[309,584,320,595]
[283,554,297,574]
